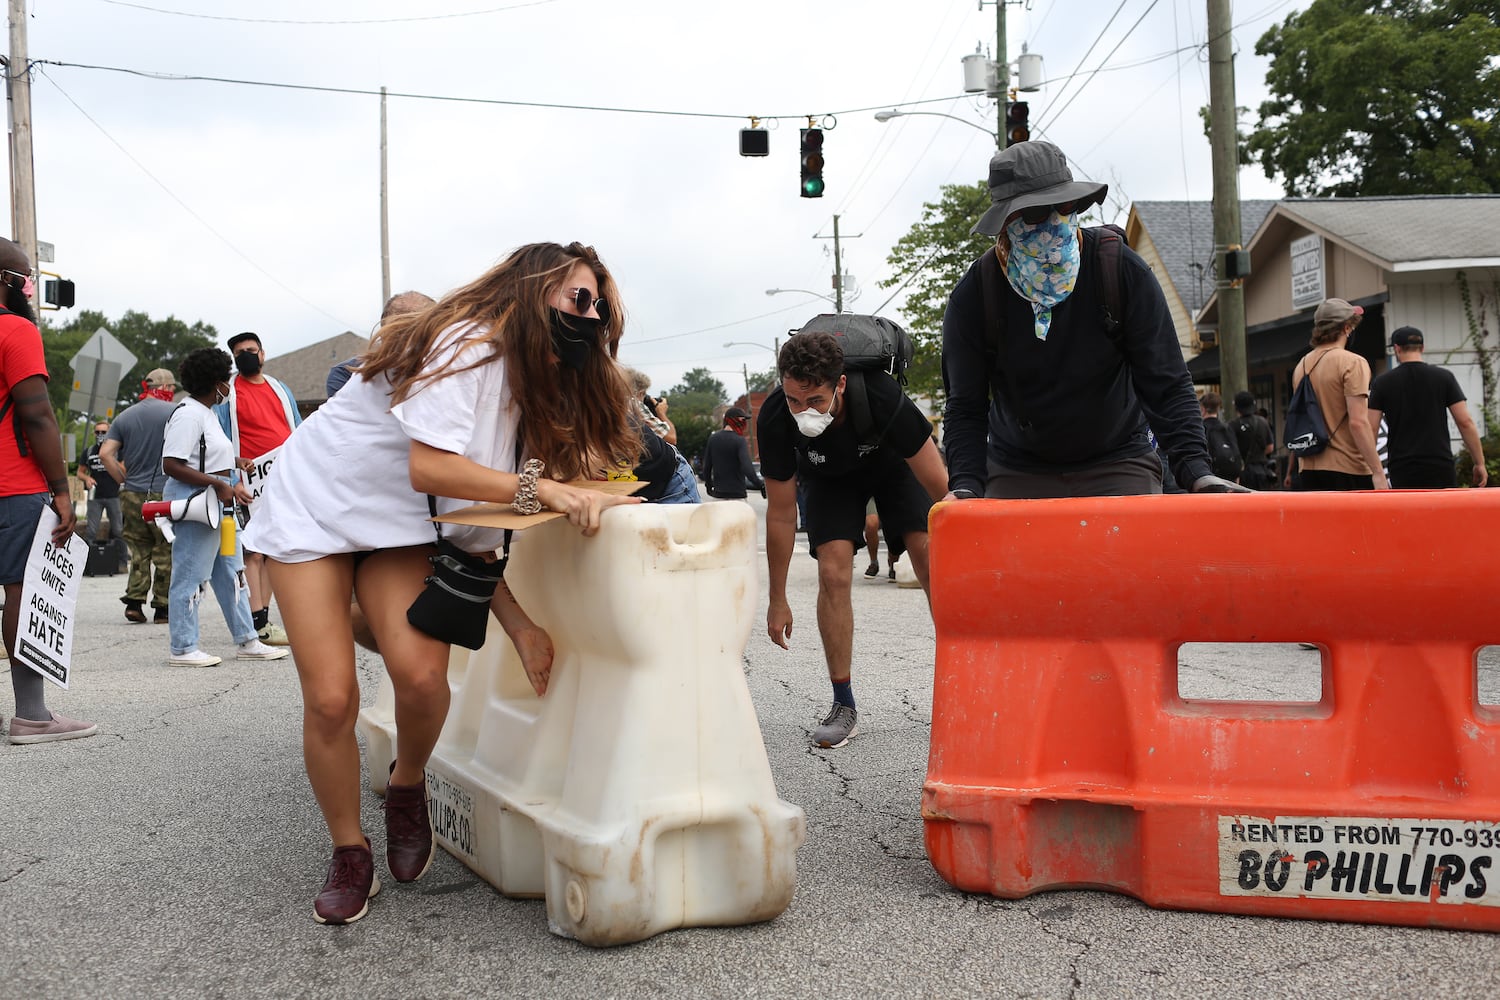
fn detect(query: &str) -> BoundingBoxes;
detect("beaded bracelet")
[511,458,545,515]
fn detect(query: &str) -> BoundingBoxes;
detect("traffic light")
[40,274,74,309]
[1005,101,1030,147]
[799,128,825,198]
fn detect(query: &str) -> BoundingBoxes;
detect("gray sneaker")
[812,704,858,748]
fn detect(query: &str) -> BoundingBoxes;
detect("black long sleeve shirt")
[941,235,1211,495]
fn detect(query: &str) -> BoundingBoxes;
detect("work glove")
[1191,474,1252,494]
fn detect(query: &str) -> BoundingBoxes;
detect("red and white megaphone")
[142,489,222,542]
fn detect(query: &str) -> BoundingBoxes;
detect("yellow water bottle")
[220,503,236,556]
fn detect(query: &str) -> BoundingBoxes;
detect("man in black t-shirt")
[758,331,948,749]
[78,420,124,542]
[701,407,763,499]
[1229,391,1276,491]
[1368,326,1487,489]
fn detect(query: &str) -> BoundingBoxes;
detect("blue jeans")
[655,452,702,505]
[164,479,255,655]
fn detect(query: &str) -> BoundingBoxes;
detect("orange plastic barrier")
[924,490,1500,931]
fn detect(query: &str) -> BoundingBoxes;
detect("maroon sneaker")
[313,837,380,925]
[383,764,434,883]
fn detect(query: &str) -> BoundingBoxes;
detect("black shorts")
[803,462,932,559]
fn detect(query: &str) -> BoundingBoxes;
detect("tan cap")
[1313,298,1363,324]
[145,368,176,388]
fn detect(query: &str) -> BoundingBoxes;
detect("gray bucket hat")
[971,141,1109,237]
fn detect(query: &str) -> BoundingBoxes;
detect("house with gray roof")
[1125,200,1276,356]
[1191,194,1500,443]
[263,331,369,416]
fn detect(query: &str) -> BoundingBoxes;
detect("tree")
[666,366,728,463]
[43,309,219,416]
[1246,0,1500,197]
[879,181,993,402]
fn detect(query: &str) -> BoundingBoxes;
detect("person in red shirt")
[213,332,302,646]
[0,237,95,744]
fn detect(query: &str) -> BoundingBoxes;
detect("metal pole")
[1208,0,1247,403]
[832,215,843,313]
[743,363,756,462]
[996,0,1007,142]
[8,0,37,269]
[379,86,391,304]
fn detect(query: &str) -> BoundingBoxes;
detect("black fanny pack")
[405,496,510,650]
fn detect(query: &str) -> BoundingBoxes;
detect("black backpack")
[789,313,915,446]
[1204,418,1242,480]
[1284,352,1333,456]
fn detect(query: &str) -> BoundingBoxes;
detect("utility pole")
[379,86,391,305]
[742,363,756,461]
[816,214,861,313]
[1207,0,1247,403]
[993,0,1007,141]
[832,215,843,312]
[7,0,36,270]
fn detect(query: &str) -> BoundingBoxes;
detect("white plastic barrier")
[357,501,806,946]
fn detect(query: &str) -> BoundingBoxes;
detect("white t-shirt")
[162,398,236,477]
[243,324,520,562]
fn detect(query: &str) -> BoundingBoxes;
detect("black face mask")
[3,278,35,324]
[549,309,601,372]
[234,350,263,376]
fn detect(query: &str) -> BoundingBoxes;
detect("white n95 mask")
[792,406,835,437]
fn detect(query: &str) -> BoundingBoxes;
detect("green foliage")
[669,367,728,402]
[43,309,218,416]
[662,368,728,462]
[1456,432,1500,488]
[1247,0,1500,196]
[879,181,994,401]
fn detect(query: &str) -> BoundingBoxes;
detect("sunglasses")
[565,286,611,325]
[1019,200,1080,226]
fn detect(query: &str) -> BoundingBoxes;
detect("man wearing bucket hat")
[941,140,1243,498]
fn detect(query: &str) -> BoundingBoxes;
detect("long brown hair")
[360,242,639,481]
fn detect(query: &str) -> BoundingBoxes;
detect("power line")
[33,59,974,126]
[1036,0,1163,135]
[35,65,359,332]
[92,0,560,25]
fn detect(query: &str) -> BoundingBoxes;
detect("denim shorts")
[0,492,49,585]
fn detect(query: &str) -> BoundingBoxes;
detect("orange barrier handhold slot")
[923,490,1500,931]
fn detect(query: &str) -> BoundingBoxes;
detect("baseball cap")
[1313,298,1363,325]
[145,367,176,388]
[971,141,1109,237]
[724,406,750,422]
[1233,390,1256,414]
[1391,326,1424,348]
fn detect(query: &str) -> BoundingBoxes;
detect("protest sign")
[16,507,84,689]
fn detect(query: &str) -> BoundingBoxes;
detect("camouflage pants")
[119,490,171,608]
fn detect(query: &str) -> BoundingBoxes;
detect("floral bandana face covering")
[1003,209,1083,341]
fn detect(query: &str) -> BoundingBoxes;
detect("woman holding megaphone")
[159,347,291,669]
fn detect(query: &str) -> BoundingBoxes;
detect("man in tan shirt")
[1288,298,1390,491]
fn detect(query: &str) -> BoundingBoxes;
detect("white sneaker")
[169,649,223,668]
[237,639,290,661]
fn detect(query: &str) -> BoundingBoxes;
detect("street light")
[874,109,1000,148]
[765,287,838,306]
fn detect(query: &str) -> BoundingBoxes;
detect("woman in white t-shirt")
[246,242,643,926]
[160,348,291,668]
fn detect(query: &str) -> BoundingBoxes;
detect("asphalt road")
[3,494,1498,999]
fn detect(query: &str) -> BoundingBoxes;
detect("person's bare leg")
[355,547,451,788]
[491,580,554,696]
[814,540,856,683]
[269,555,364,847]
[862,514,880,575]
[903,530,933,614]
[246,550,272,623]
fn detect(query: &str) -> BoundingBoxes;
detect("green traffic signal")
[799,128,825,199]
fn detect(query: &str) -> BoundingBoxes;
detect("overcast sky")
[13,0,1302,397]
